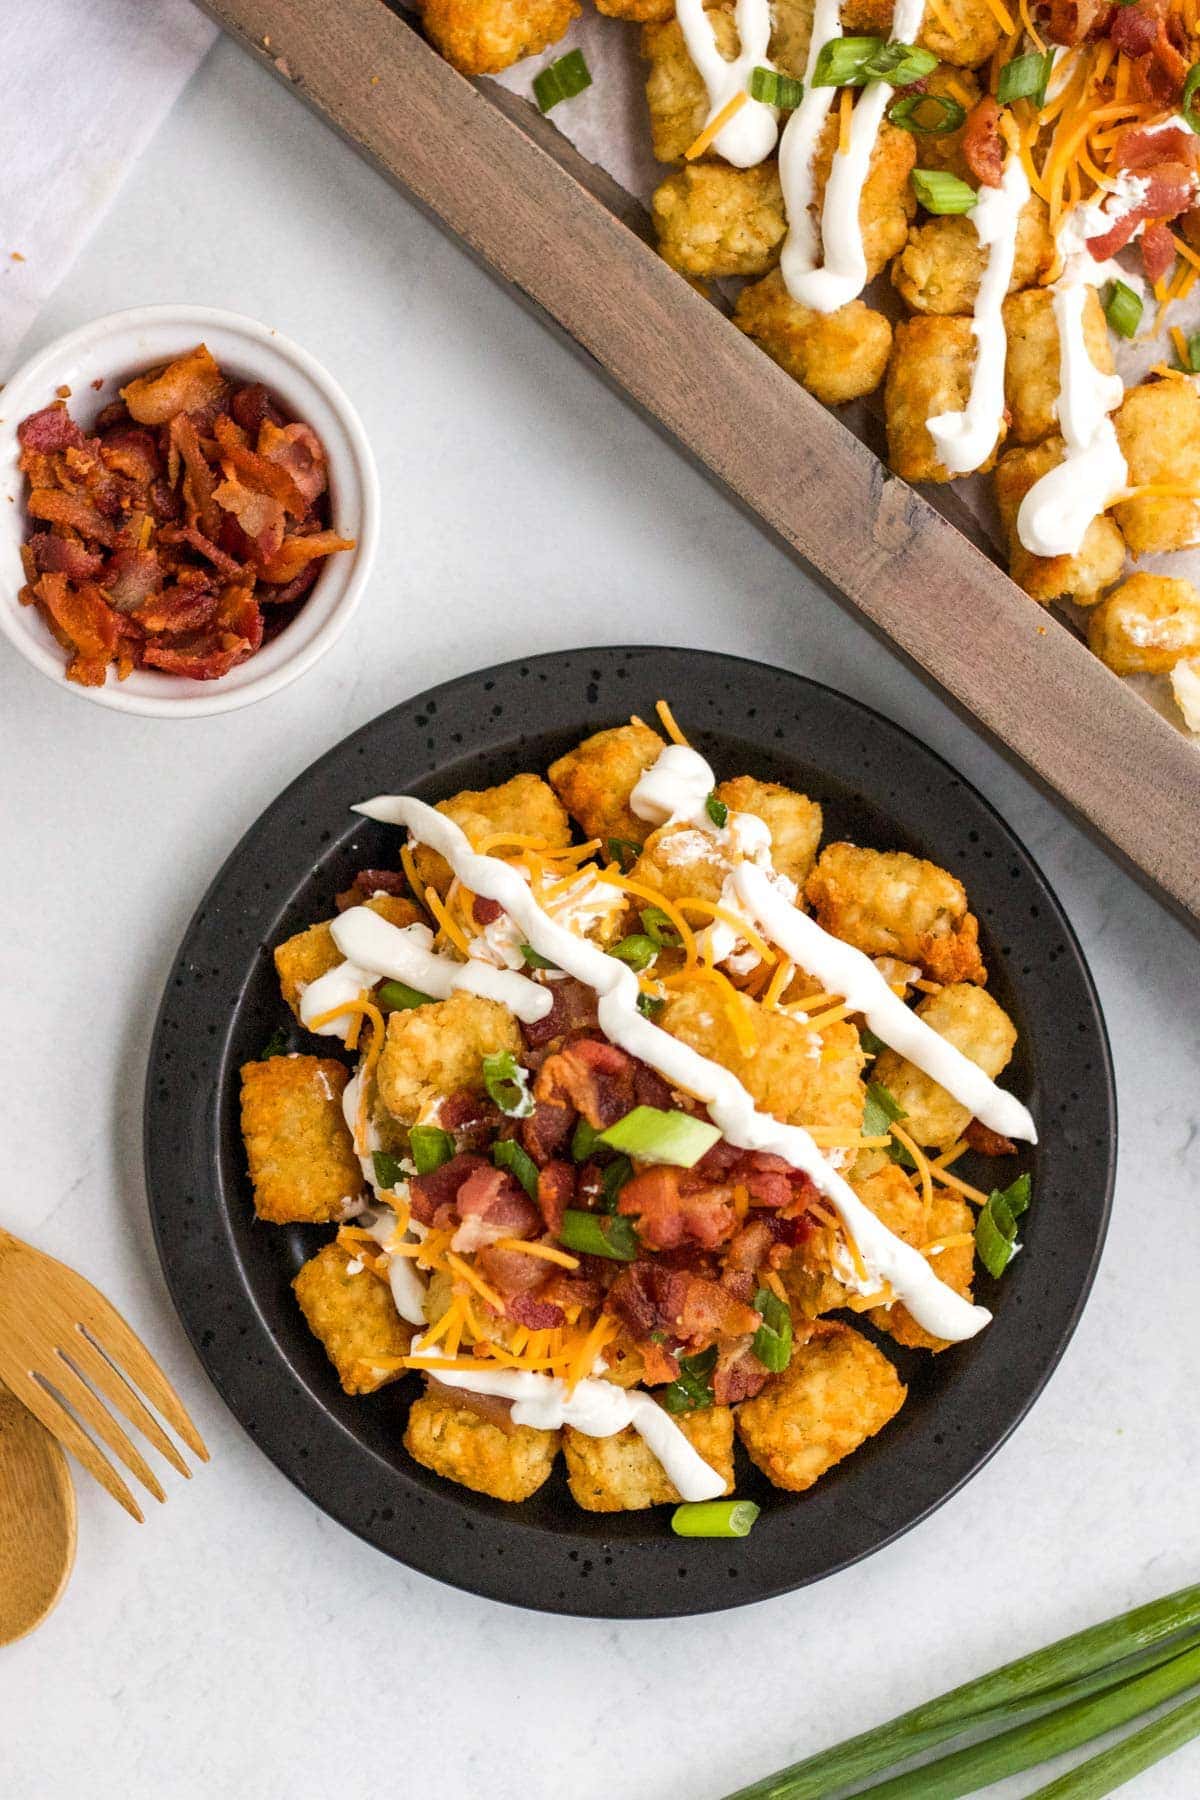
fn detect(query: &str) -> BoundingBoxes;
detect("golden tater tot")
[840,0,1003,61]
[596,0,672,17]
[240,1056,364,1225]
[631,823,729,907]
[411,773,571,898]
[994,437,1126,606]
[873,982,1018,1150]
[274,895,422,1020]
[906,67,981,181]
[563,1407,734,1509]
[872,1191,977,1353]
[715,777,823,886]
[376,992,523,1126]
[785,1162,925,1318]
[893,199,1053,316]
[641,5,736,163]
[652,163,787,279]
[1114,378,1200,554]
[405,1388,559,1501]
[1087,574,1200,675]
[661,977,866,1138]
[885,316,999,484]
[812,117,916,281]
[734,272,894,406]
[806,842,987,986]
[420,0,579,74]
[549,720,665,843]
[293,1243,413,1396]
[770,0,816,75]
[735,1320,906,1491]
[1002,287,1112,446]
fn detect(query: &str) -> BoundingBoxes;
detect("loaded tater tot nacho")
[413,0,1200,735]
[240,704,1035,1531]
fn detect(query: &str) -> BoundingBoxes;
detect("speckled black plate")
[145,648,1115,1617]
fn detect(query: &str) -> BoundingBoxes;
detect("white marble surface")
[3,32,1199,1800]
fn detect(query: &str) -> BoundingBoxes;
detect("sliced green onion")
[533,47,592,114]
[409,1125,454,1175]
[1104,279,1143,339]
[493,1138,539,1200]
[997,48,1055,106]
[748,65,804,108]
[811,34,885,86]
[859,1026,888,1056]
[672,1499,760,1538]
[863,41,938,83]
[482,1049,534,1118]
[1182,330,1200,373]
[558,1209,639,1261]
[911,168,978,214]
[520,942,557,970]
[887,91,966,135]
[706,791,729,827]
[662,1346,718,1414]
[1182,60,1200,133]
[752,1286,794,1373]
[377,978,433,1012]
[607,836,643,869]
[600,1153,634,1213]
[888,1137,918,1171]
[607,933,658,971]
[260,1027,289,1059]
[719,1583,1200,1800]
[976,1173,1032,1279]
[599,1106,721,1167]
[640,905,681,948]
[863,1079,907,1138]
[638,993,665,1020]
[373,1150,409,1191]
[571,1118,603,1162]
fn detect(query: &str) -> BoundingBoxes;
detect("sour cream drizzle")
[1016,184,1146,558]
[318,911,553,1027]
[353,788,996,1342]
[928,154,1031,475]
[675,0,779,167]
[781,0,926,313]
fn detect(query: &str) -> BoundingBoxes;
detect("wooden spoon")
[0,1381,76,1645]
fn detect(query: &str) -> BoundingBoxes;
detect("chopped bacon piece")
[213,414,309,518]
[1087,162,1197,257]
[408,1151,489,1225]
[213,477,286,565]
[170,413,220,538]
[1110,3,1157,54]
[259,561,320,607]
[132,583,219,636]
[335,868,411,911]
[535,1160,575,1234]
[507,1292,566,1329]
[473,895,504,926]
[99,426,160,485]
[17,404,86,454]
[161,522,244,578]
[121,345,227,426]
[1047,0,1111,43]
[257,529,355,585]
[476,1243,552,1300]
[521,1099,575,1167]
[36,574,119,686]
[617,1166,737,1251]
[534,1036,636,1128]
[724,1218,776,1271]
[962,97,1004,189]
[521,976,600,1051]
[606,1262,760,1349]
[25,532,104,581]
[103,546,161,613]
[452,1164,540,1252]
[27,488,115,547]
[1140,218,1177,282]
[964,1119,1017,1156]
[259,420,329,507]
[712,1348,769,1405]
[230,382,285,435]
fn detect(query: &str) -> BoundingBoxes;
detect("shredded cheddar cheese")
[838,86,853,157]
[683,91,749,162]
[654,697,691,745]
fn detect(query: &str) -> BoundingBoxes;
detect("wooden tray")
[198,0,1200,921]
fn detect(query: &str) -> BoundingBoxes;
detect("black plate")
[145,648,1116,1618]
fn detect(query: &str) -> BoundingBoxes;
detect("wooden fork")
[0,1228,208,1522]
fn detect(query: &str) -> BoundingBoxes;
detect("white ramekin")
[0,305,378,717]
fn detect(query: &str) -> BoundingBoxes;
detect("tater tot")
[893,198,1053,316]
[652,163,787,279]
[873,983,1018,1150]
[405,1389,559,1501]
[596,0,672,17]
[563,1407,734,1509]
[715,777,823,886]
[871,1191,977,1353]
[805,842,987,986]
[1003,287,1112,446]
[734,271,894,406]
[885,316,999,485]
[641,5,736,163]
[839,0,1003,62]
[421,0,580,74]
[1087,574,1200,675]
[293,1243,413,1396]
[735,1320,906,1492]
[812,118,916,282]
[994,437,1127,606]
[770,0,816,76]
[549,720,665,843]
[412,773,571,897]
[1114,378,1200,554]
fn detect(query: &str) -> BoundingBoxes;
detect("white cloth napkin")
[0,0,217,374]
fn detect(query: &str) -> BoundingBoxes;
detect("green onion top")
[640,904,682,948]
[533,47,592,114]
[607,836,643,870]
[911,168,978,214]
[409,1125,454,1176]
[749,65,805,108]
[372,1150,410,1191]
[672,1499,760,1539]
[493,1138,539,1200]
[260,1027,289,1059]
[600,1153,634,1213]
[638,993,665,1020]
[887,92,966,136]
[599,1106,721,1167]
[997,48,1055,107]
[571,1118,603,1162]
[608,933,658,971]
[975,1172,1032,1278]
[662,1345,718,1414]
[751,1287,794,1373]
[1182,61,1200,133]
[377,978,433,1012]
[482,1050,534,1118]
[558,1208,639,1262]
[520,942,557,970]
[706,791,729,827]
[1181,330,1200,373]
[863,1079,907,1137]
[812,35,936,88]
[1104,279,1143,340]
